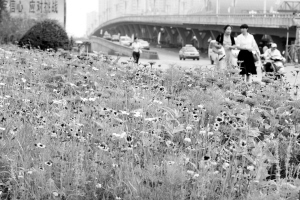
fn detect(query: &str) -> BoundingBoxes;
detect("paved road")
[119,46,211,69]
[116,47,299,89]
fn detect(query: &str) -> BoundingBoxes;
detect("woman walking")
[236,24,260,83]
[216,25,236,68]
[131,37,142,65]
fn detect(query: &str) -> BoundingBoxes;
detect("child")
[211,40,226,61]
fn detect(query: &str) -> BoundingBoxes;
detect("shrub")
[0,11,37,44]
[18,19,69,50]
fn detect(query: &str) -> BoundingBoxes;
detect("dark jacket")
[216,34,235,46]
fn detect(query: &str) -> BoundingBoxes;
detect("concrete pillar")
[199,30,213,54]
[176,27,187,47]
[186,30,194,46]
[210,30,217,40]
[106,29,113,35]
[133,24,142,38]
[164,27,176,44]
[173,29,180,47]
[146,25,155,42]
[110,29,117,36]
[123,25,131,37]
[117,26,126,36]
[138,25,148,39]
[159,27,169,44]
[191,29,202,49]
[296,25,300,45]
[127,24,136,38]
[294,26,300,62]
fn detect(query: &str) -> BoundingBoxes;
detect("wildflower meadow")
[0,45,300,200]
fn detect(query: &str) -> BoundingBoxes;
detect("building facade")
[3,0,66,28]
[86,11,99,36]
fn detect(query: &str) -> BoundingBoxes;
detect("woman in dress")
[236,24,260,83]
[216,25,236,68]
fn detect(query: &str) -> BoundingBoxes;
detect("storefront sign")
[4,0,66,28]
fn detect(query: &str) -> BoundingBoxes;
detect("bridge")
[90,13,300,53]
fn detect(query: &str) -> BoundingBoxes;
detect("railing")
[89,36,159,60]
[97,13,295,30]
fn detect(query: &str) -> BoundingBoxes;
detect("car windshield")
[185,48,197,52]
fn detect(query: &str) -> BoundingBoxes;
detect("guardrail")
[96,14,296,30]
[89,36,159,60]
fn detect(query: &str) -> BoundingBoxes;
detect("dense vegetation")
[0,45,299,200]
[18,19,69,50]
[0,10,36,44]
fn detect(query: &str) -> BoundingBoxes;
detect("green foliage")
[0,11,36,44]
[18,19,69,50]
[0,0,5,19]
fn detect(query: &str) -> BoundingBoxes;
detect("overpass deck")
[97,14,296,30]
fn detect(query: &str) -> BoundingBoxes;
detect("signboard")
[3,0,66,28]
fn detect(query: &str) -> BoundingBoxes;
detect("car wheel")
[183,57,186,60]
[193,58,195,60]
[179,57,182,60]
[197,58,200,60]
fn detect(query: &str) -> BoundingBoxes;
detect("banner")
[3,0,66,28]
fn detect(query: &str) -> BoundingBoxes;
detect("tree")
[0,0,6,22]
[0,11,37,44]
[18,19,69,50]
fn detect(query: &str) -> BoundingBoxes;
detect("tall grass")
[0,45,299,200]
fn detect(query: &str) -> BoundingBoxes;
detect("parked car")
[112,35,120,42]
[138,39,150,50]
[179,45,200,60]
[103,34,112,41]
[119,36,132,47]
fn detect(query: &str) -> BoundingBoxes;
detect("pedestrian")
[216,25,237,68]
[131,37,142,64]
[236,24,260,83]
[263,43,286,73]
[210,40,226,69]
